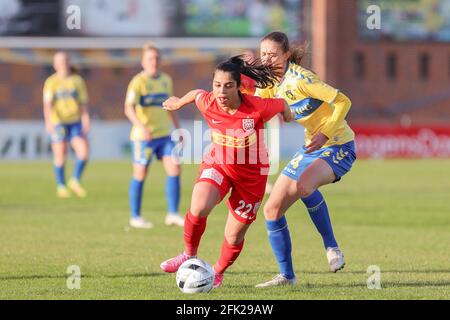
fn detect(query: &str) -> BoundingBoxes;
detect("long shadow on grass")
[228,269,450,276]
[220,280,450,291]
[222,270,450,291]
[300,280,450,289]
[301,269,450,275]
[219,268,450,290]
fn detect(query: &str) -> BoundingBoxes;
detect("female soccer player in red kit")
[160,56,293,288]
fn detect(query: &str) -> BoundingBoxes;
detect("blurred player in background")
[255,31,356,288]
[124,43,184,229]
[160,56,293,288]
[43,51,90,198]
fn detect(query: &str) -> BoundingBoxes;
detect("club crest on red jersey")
[242,118,255,131]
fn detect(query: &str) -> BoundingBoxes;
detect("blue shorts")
[283,141,356,182]
[51,122,84,143]
[131,136,176,167]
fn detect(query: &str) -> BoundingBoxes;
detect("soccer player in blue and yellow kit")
[124,43,184,229]
[255,32,357,287]
[43,51,90,198]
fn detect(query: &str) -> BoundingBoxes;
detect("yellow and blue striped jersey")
[43,74,88,125]
[257,62,354,147]
[125,71,173,141]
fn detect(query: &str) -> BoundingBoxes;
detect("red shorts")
[196,162,268,224]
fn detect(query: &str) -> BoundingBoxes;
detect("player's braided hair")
[261,31,309,65]
[215,55,279,89]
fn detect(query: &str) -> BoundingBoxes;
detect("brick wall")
[0,58,218,121]
[311,0,450,124]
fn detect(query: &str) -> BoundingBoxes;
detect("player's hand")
[305,132,329,154]
[163,97,182,111]
[140,126,153,141]
[281,102,294,122]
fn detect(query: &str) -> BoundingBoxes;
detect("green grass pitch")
[0,160,449,300]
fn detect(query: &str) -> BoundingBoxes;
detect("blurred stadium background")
[1,0,449,161]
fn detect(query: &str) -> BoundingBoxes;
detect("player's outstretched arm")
[163,89,203,111]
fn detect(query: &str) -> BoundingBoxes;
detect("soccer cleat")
[160,252,192,273]
[255,274,297,288]
[213,271,224,288]
[68,179,87,198]
[327,247,345,272]
[129,217,154,229]
[165,213,185,227]
[57,185,71,198]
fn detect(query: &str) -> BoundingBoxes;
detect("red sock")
[213,238,245,274]
[184,210,207,256]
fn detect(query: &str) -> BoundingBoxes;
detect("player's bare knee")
[54,160,65,167]
[297,182,313,198]
[81,148,89,160]
[78,153,89,161]
[133,167,147,181]
[53,155,66,166]
[263,202,281,220]
[190,203,211,218]
[173,164,181,176]
[167,165,180,177]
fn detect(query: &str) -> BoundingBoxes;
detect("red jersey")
[240,74,257,95]
[195,90,285,179]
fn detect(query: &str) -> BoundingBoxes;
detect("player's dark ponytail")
[215,55,279,89]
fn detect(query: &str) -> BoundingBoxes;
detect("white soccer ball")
[176,258,214,294]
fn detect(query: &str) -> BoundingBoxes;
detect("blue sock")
[72,159,87,181]
[129,178,144,218]
[301,190,338,249]
[54,165,65,187]
[166,176,180,214]
[266,217,295,280]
